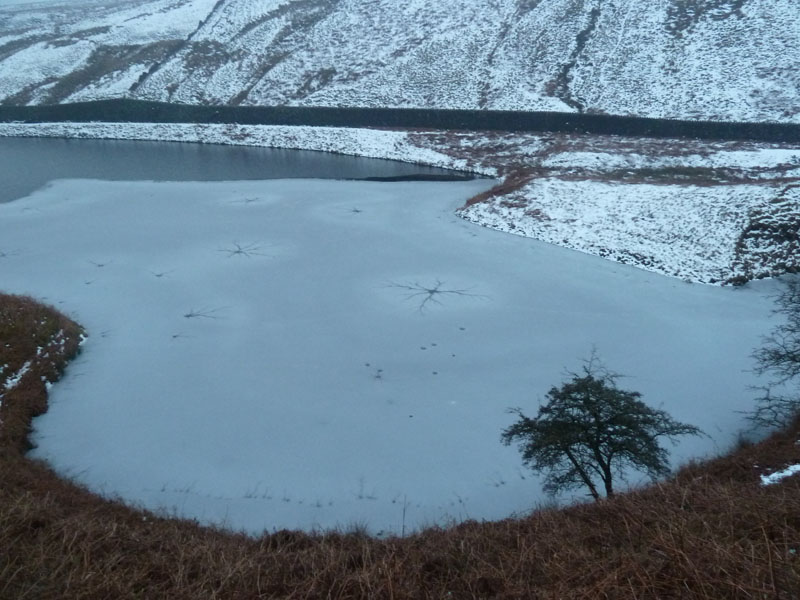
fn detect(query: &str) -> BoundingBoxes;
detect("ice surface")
[0,177,779,535]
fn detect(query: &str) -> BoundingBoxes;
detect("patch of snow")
[761,464,800,486]
[3,359,32,391]
[704,149,800,170]
[540,149,800,173]
[0,39,94,100]
[64,63,153,103]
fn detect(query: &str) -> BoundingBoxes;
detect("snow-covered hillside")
[1,0,798,122]
[0,0,218,104]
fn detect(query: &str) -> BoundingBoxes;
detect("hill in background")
[0,0,798,122]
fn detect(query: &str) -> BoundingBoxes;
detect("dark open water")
[0,137,472,203]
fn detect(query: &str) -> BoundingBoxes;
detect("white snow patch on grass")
[2,359,31,392]
[761,464,800,486]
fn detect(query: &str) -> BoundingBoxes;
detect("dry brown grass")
[1,292,799,599]
[0,294,84,456]
[461,169,541,210]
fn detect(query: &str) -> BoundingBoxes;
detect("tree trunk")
[601,462,614,497]
[565,449,601,501]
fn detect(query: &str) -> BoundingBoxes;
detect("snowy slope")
[0,0,798,122]
[0,0,219,104]
[459,178,790,284]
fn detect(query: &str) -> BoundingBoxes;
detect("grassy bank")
[1,292,799,598]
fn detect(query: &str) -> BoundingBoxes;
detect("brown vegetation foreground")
[1,293,799,599]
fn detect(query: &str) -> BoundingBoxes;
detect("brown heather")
[1,292,799,599]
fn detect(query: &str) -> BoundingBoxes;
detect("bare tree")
[750,278,800,429]
[501,357,702,501]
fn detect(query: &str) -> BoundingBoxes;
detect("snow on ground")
[457,179,777,284]
[539,148,800,175]
[3,0,797,120]
[80,0,220,46]
[0,173,779,535]
[2,359,31,392]
[761,464,800,486]
[0,0,218,103]
[0,40,95,102]
[702,149,800,172]
[0,329,70,397]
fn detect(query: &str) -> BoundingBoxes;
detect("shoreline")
[1,121,798,285]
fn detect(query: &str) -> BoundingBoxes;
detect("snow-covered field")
[0,174,779,535]
[459,178,792,284]
[0,0,217,104]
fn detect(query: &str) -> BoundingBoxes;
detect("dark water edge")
[348,174,475,182]
[0,137,477,203]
